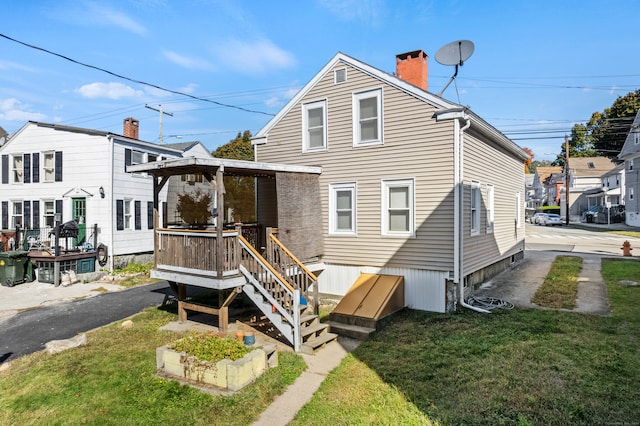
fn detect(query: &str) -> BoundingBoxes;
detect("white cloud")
[76,82,144,99]
[0,98,47,122]
[86,2,147,34]
[212,38,296,74]
[178,83,198,94]
[163,51,213,70]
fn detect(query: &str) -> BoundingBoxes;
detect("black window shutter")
[147,201,154,229]
[1,201,8,229]
[124,148,132,172]
[135,201,141,230]
[23,201,31,229]
[1,155,8,184]
[55,199,63,221]
[54,151,63,182]
[32,153,40,183]
[32,200,40,229]
[116,200,124,230]
[23,154,31,184]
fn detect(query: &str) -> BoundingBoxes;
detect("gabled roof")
[617,109,640,160]
[535,166,562,184]
[253,51,528,160]
[569,157,616,177]
[1,121,188,155]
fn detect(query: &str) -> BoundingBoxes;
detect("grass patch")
[293,258,640,425]
[112,262,159,288]
[0,308,306,425]
[531,255,582,309]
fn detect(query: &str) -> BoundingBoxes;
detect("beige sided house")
[253,50,529,313]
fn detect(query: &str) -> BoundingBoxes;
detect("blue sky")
[1,0,639,162]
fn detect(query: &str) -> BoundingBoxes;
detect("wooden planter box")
[156,345,269,391]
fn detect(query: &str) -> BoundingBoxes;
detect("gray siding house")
[253,50,528,313]
[618,109,640,226]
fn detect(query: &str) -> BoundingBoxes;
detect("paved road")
[525,223,640,255]
[0,282,172,364]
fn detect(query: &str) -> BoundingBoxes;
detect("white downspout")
[456,116,490,313]
[108,136,115,273]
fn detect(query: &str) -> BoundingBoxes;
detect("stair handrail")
[237,234,301,351]
[266,231,319,315]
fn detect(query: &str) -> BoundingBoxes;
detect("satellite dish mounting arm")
[438,64,459,97]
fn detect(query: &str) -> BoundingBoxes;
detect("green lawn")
[293,257,640,425]
[2,257,639,425]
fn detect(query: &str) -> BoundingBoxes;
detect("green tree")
[176,189,213,228]
[555,89,640,165]
[212,131,256,223]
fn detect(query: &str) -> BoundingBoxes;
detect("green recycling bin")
[0,250,31,287]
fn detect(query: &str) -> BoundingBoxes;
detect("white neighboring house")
[618,109,640,226]
[564,157,617,219]
[0,118,212,269]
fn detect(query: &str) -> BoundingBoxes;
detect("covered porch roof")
[126,156,322,178]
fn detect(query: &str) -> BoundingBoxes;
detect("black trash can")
[0,250,31,287]
[586,213,594,223]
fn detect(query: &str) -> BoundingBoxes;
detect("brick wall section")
[395,50,428,90]
[123,117,139,139]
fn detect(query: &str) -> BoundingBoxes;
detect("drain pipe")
[455,114,490,314]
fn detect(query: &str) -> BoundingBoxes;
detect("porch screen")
[275,172,323,261]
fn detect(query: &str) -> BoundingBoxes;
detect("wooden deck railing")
[156,228,239,276]
[265,228,319,315]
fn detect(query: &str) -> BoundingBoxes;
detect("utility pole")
[145,104,173,144]
[565,134,570,225]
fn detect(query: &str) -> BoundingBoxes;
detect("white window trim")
[43,151,55,182]
[470,181,481,236]
[329,182,357,236]
[486,184,495,233]
[11,200,23,228]
[353,88,383,147]
[12,154,23,184]
[381,178,415,237]
[302,99,327,152]
[124,199,133,230]
[43,199,55,228]
[516,192,522,228]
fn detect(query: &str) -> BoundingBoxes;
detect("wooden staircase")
[237,234,337,353]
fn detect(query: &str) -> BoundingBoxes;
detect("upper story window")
[353,88,383,147]
[334,68,347,84]
[43,151,63,182]
[470,181,481,236]
[329,182,356,235]
[12,155,23,183]
[302,100,327,152]
[381,178,414,237]
[630,159,634,171]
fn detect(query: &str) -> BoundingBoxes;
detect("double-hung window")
[471,181,481,236]
[43,152,55,182]
[381,178,414,237]
[12,155,23,183]
[44,200,55,228]
[302,100,327,152]
[124,200,133,229]
[353,88,382,146]
[486,184,495,233]
[329,183,356,235]
[11,201,23,228]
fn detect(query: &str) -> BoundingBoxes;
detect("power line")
[0,32,275,117]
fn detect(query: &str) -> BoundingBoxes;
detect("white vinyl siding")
[470,181,481,236]
[486,184,494,233]
[382,178,414,237]
[353,88,382,146]
[329,182,356,235]
[302,100,327,152]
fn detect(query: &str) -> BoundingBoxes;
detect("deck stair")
[238,234,337,352]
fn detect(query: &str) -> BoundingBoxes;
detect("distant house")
[532,166,562,207]
[617,109,640,226]
[252,50,529,313]
[564,157,617,219]
[0,118,212,269]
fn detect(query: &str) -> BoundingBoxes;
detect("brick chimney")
[123,117,139,139]
[395,50,428,91]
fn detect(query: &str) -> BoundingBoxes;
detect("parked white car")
[540,213,562,226]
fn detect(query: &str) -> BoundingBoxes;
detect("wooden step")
[328,321,375,340]
[299,332,339,354]
[301,322,329,339]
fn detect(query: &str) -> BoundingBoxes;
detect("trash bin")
[0,250,31,287]
[586,213,594,223]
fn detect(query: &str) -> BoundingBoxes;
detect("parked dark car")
[593,205,625,224]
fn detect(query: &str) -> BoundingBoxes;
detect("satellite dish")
[435,40,475,66]
[434,40,475,100]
